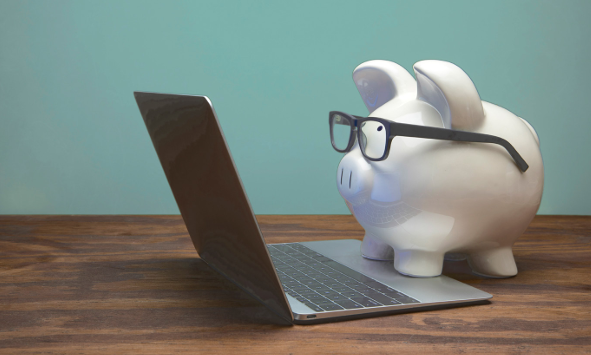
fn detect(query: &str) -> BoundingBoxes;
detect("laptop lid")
[134,92,293,323]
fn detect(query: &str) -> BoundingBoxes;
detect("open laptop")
[133,92,492,324]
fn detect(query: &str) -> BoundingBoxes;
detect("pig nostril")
[340,169,343,185]
[349,171,352,189]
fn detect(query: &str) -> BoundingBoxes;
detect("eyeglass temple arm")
[392,122,529,172]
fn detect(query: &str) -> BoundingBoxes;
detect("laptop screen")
[134,92,292,322]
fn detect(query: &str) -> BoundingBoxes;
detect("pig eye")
[377,126,383,132]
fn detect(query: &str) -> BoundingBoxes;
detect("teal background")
[1,0,590,215]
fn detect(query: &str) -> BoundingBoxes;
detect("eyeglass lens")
[360,120,387,159]
[331,113,353,151]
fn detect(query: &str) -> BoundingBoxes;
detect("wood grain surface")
[0,215,589,354]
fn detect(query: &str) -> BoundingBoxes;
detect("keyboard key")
[285,270,305,278]
[334,299,364,309]
[296,276,314,282]
[365,280,384,288]
[298,267,316,274]
[305,293,329,302]
[318,302,344,311]
[324,281,343,289]
[342,280,363,287]
[306,272,325,279]
[369,285,397,293]
[364,291,400,305]
[348,283,370,292]
[291,285,312,293]
[268,249,282,256]
[288,254,306,268]
[274,244,292,252]
[283,282,299,289]
[395,295,420,304]
[324,293,347,301]
[296,288,318,296]
[333,273,353,281]
[331,285,353,293]
[302,301,323,312]
[379,298,401,305]
[317,289,340,297]
[340,291,363,298]
[309,284,328,292]
[301,279,321,287]
[316,277,333,284]
[351,297,382,307]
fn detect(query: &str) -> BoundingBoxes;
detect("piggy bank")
[334,60,543,278]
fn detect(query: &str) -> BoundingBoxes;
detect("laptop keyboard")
[268,243,419,313]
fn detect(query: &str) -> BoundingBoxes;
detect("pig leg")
[467,247,517,278]
[361,233,394,260]
[393,249,445,277]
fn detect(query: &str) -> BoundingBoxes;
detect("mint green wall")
[1,0,589,215]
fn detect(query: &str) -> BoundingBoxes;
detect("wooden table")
[0,215,589,354]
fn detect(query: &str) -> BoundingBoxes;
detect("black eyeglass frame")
[329,111,529,172]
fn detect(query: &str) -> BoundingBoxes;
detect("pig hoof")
[361,234,394,261]
[468,247,518,278]
[394,250,444,277]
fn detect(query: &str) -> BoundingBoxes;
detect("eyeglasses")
[329,111,529,172]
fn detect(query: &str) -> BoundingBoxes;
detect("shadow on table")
[113,256,293,327]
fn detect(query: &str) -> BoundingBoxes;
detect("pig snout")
[337,151,374,204]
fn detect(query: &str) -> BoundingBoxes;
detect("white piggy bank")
[335,60,544,278]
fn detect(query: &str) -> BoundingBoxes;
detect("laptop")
[133,92,492,324]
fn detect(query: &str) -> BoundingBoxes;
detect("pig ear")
[353,60,416,113]
[413,60,484,130]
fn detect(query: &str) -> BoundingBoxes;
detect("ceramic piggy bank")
[333,60,543,278]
